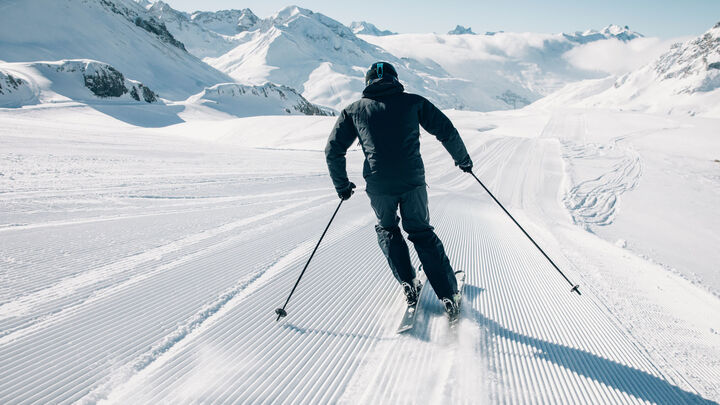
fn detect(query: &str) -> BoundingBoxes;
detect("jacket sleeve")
[325,109,359,192]
[418,97,471,166]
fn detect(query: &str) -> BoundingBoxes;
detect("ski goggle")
[365,62,396,85]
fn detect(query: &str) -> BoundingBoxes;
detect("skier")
[325,61,473,318]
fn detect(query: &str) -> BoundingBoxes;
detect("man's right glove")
[338,182,356,200]
[458,157,473,173]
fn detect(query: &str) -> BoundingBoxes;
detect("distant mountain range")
[448,25,476,35]
[533,22,720,116]
[563,24,643,43]
[1,0,717,118]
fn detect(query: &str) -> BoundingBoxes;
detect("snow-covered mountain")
[0,69,36,108]
[185,82,334,117]
[0,0,231,100]
[0,0,669,116]
[190,8,261,36]
[448,25,476,35]
[349,21,396,36]
[564,24,643,43]
[361,29,627,109]
[112,2,658,113]
[203,6,475,110]
[0,60,158,108]
[144,1,242,59]
[534,22,720,117]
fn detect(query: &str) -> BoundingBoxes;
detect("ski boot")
[442,292,462,324]
[401,278,423,306]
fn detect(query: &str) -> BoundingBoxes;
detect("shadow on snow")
[462,284,717,405]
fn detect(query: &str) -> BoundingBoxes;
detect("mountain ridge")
[532,22,720,117]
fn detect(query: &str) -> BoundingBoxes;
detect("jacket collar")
[362,77,404,99]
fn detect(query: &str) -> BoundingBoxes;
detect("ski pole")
[467,171,581,295]
[275,198,345,321]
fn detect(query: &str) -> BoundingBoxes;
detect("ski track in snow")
[90,196,711,405]
[562,137,643,229]
[542,113,644,230]
[1,111,718,404]
[0,194,324,319]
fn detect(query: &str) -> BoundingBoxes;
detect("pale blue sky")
[160,0,720,38]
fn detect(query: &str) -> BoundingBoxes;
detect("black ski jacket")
[325,77,471,195]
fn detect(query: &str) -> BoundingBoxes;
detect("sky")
[159,0,720,38]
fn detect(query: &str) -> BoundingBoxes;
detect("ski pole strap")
[469,171,581,295]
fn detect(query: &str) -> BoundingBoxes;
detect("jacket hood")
[362,77,405,99]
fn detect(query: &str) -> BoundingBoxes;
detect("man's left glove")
[458,157,473,173]
[338,182,356,200]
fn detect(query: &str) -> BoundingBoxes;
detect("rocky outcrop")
[0,73,25,95]
[53,60,158,102]
[448,25,476,35]
[190,8,260,35]
[99,0,186,51]
[188,82,335,117]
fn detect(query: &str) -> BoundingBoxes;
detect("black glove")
[338,182,356,200]
[458,158,473,173]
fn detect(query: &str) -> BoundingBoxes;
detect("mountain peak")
[565,25,642,43]
[272,5,313,22]
[133,0,152,9]
[448,25,476,35]
[349,21,396,36]
[149,0,183,16]
[600,24,643,40]
[189,8,259,35]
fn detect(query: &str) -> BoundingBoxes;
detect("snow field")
[1,105,718,403]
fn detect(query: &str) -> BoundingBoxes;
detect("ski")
[448,270,466,327]
[396,267,428,334]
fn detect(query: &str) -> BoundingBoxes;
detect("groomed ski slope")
[1,106,719,404]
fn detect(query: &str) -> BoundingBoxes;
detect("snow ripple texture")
[1,191,709,404]
[1,111,717,404]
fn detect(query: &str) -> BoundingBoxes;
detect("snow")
[184,82,334,118]
[0,0,231,99]
[349,21,396,37]
[533,22,720,117]
[0,69,36,108]
[190,8,260,36]
[0,60,158,107]
[1,103,719,404]
[1,1,720,403]
[361,31,610,110]
[145,1,241,59]
[564,24,644,44]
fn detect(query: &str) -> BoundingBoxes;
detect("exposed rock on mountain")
[0,0,231,99]
[0,60,159,107]
[186,82,334,117]
[448,25,476,35]
[99,0,186,50]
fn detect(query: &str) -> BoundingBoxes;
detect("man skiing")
[325,61,473,319]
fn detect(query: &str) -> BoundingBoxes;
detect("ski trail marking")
[0,196,325,322]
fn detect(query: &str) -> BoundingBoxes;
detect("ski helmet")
[365,62,398,85]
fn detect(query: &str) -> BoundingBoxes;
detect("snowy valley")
[1,0,720,404]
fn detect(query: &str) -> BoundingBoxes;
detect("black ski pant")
[367,185,458,300]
